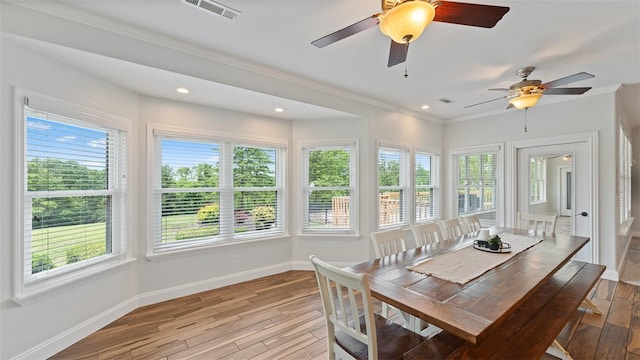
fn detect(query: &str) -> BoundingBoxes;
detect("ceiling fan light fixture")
[379,1,435,44]
[509,93,542,110]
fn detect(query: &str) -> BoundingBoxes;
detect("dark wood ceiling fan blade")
[311,16,380,48]
[544,87,592,95]
[388,40,408,67]
[464,95,508,108]
[541,72,595,88]
[433,1,510,28]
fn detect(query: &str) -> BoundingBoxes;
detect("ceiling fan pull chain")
[404,42,409,79]
[524,108,528,132]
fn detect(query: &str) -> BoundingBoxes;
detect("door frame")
[559,166,572,216]
[506,131,599,263]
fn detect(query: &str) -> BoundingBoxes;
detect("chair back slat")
[412,222,443,246]
[311,255,426,360]
[370,228,407,258]
[460,214,482,234]
[440,218,464,240]
[517,212,558,235]
[310,255,376,359]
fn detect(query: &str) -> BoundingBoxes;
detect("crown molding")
[4,0,446,123]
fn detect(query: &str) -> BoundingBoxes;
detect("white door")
[517,142,593,262]
[559,166,571,216]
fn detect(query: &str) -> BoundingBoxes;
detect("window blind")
[415,151,439,222]
[233,145,281,236]
[156,138,221,249]
[455,151,497,220]
[529,157,546,204]
[378,145,409,228]
[619,126,632,223]
[302,145,356,233]
[154,135,284,252]
[24,104,127,281]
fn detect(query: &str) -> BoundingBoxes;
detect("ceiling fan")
[311,0,510,68]
[466,66,595,110]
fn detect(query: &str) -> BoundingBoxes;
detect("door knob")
[577,211,588,217]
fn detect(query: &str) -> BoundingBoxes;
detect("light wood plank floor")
[53,240,640,360]
[621,237,640,286]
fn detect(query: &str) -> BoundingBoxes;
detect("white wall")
[444,93,618,273]
[368,112,445,251]
[0,2,630,358]
[632,126,640,235]
[136,97,294,297]
[616,92,635,267]
[0,38,140,360]
[291,118,370,266]
[0,4,446,358]
[291,112,445,267]
[0,39,297,360]
[528,156,564,215]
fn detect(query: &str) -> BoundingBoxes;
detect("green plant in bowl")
[488,234,501,250]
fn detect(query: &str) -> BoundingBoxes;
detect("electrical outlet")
[232,255,239,263]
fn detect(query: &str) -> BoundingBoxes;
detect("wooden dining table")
[343,227,603,349]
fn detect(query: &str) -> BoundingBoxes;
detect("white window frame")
[414,147,441,223]
[450,144,503,224]
[300,139,359,235]
[529,157,546,204]
[377,142,410,230]
[619,125,632,224]
[13,89,131,305]
[147,124,287,259]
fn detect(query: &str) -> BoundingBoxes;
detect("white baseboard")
[602,269,619,282]
[291,260,355,271]
[14,297,138,360]
[16,262,294,360]
[138,262,293,307]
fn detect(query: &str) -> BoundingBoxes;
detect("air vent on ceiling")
[182,0,240,21]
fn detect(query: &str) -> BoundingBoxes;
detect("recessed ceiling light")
[274,107,285,113]
[421,105,430,109]
[176,87,190,94]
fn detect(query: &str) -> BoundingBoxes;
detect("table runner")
[408,233,544,285]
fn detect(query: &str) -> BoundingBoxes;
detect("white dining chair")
[370,228,407,258]
[370,228,440,337]
[411,222,443,246]
[516,211,598,360]
[517,212,558,235]
[439,218,464,240]
[460,214,482,234]
[309,255,423,360]
[369,228,409,321]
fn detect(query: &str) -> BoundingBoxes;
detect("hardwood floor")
[51,269,640,360]
[621,237,640,286]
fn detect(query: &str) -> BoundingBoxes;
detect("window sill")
[297,233,361,239]
[529,201,548,205]
[146,234,291,262]
[12,257,137,306]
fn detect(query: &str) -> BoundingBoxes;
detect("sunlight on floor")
[620,237,640,286]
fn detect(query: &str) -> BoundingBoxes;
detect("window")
[151,127,285,254]
[378,144,409,228]
[619,125,632,224]
[301,140,358,234]
[529,157,546,204]
[453,145,501,221]
[16,90,128,301]
[415,150,440,222]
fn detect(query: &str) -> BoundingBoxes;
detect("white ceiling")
[6,0,640,123]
